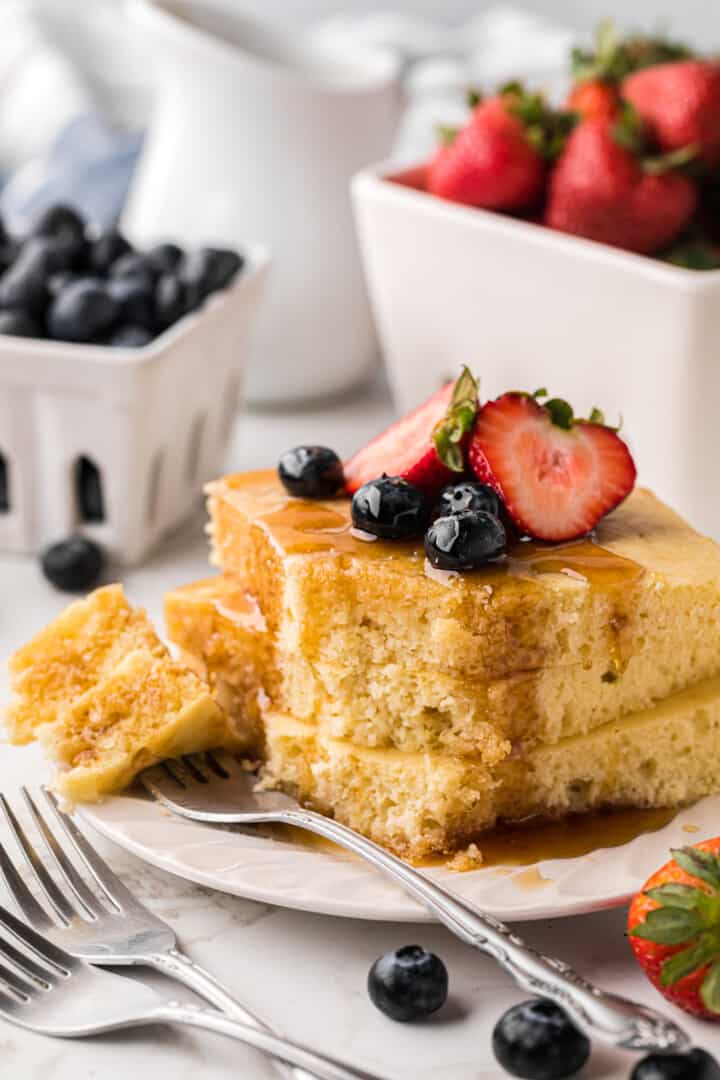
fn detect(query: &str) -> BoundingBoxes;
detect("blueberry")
[0,238,65,314]
[47,270,74,297]
[425,510,506,570]
[631,1048,720,1080]
[368,945,448,1022]
[47,279,119,343]
[107,277,155,330]
[492,999,590,1080]
[146,242,183,275]
[33,204,84,242]
[88,230,132,275]
[0,239,18,275]
[108,324,153,348]
[437,481,502,519]
[278,446,344,498]
[0,310,41,337]
[41,536,105,593]
[32,204,86,265]
[109,252,156,291]
[155,273,188,330]
[351,476,427,539]
[180,247,244,307]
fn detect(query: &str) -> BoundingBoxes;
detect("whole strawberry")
[427,89,573,211]
[623,60,720,166]
[566,78,619,122]
[629,840,720,1019]
[428,97,543,210]
[544,117,697,254]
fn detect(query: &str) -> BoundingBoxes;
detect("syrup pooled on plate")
[266,806,678,872]
[468,806,677,869]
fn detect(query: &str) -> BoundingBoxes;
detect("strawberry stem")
[432,367,479,473]
[571,21,693,84]
[436,125,459,147]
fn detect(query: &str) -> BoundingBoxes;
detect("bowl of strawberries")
[352,25,720,539]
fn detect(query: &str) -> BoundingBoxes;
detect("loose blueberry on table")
[0,203,244,347]
[492,999,590,1080]
[41,536,105,593]
[278,446,345,498]
[367,945,448,1022]
[631,1048,720,1079]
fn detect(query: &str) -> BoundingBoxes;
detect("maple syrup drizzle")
[242,479,645,596]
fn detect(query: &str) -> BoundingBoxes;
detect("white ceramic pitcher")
[123,0,403,404]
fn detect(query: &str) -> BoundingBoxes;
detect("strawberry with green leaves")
[570,21,693,88]
[427,87,575,211]
[629,839,720,1019]
[623,60,720,167]
[566,22,693,137]
[344,368,479,496]
[544,107,698,255]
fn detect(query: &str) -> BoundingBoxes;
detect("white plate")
[79,792,720,923]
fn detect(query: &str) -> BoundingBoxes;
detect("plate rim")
[75,794,711,924]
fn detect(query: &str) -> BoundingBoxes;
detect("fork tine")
[21,789,102,921]
[0,932,56,989]
[0,959,40,1000]
[40,789,141,916]
[182,755,210,782]
[204,750,230,778]
[206,749,244,776]
[0,902,72,973]
[163,759,189,787]
[0,839,53,931]
[0,795,76,925]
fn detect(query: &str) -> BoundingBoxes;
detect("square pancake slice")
[4,585,248,801]
[207,473,720,685]
[261,675,720,859]
[165,573,720,760]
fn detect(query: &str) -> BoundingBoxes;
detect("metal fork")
[0,787,313,1080]
[143,750,691,1057]
[0,900,385,1080]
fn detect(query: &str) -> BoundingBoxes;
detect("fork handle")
[152,1001,385,1080]
[280,809,690,1054]
[149,949,317,1080]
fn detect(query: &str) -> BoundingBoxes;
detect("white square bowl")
[0,245,269,564]
[352,164,720,538]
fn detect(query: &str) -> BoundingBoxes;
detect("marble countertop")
[0,379,715,1080]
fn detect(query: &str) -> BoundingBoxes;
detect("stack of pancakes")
[164,469,720,860]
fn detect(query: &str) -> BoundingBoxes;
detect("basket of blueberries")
[0,203,269,579]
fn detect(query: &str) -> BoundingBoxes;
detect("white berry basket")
[0,245,270,565]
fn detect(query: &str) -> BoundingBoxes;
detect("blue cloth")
[0,113,143,233]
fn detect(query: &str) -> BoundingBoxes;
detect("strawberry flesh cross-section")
[344,368,479,496]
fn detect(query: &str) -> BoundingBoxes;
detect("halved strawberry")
[344,368,479,495]
[468,391,636,541]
